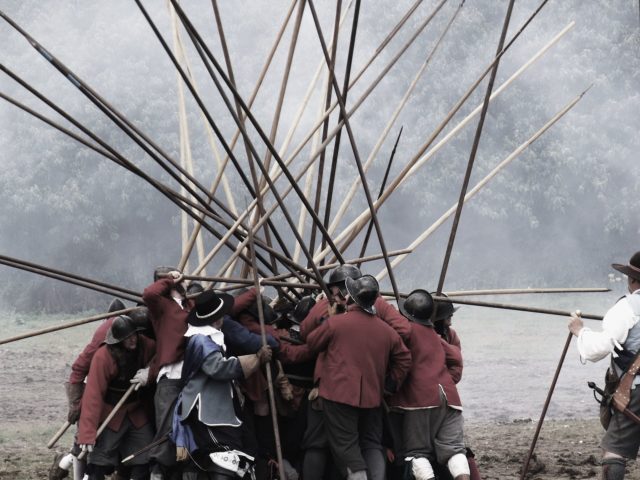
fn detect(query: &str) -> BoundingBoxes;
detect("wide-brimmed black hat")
[105,315,144,344]
[399,289,434,325]
[345,275,379,315]
[187,290,234,327]
[431,292,459,322]
[612,251,640,282]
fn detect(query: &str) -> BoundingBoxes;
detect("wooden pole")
[446,287,610,296]
[317,18,572,263]
[78,384,138,460]
[47,421,71,449]
[328,1,463,237]
[375,86,589,280]
[0,307,140,346]
[246,216,287,480]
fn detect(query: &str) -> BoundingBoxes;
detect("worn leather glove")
[308,387,319,401]
[65,382,85,424]
[256,345,273,364]
[130,367,150,387]
[176,446,189,462]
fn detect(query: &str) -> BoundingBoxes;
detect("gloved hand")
[65,382,85,424]
[130,367,150,387]
[256,346,272,364]
[308,387,319,402]
[79,444,94,453]
[176,446,189,462]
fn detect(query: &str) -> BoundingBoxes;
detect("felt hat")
[612,251,640,282]
[187,290,234,327]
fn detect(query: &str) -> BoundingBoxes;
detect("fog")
[1,0,638,312]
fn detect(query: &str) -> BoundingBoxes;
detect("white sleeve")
[576,299,636,363]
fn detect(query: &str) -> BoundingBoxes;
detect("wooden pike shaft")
[47,421,71,449]
[178,0,297,271]
[318,20,574,263]
[328,1,463,237]
[307,0,401,301]
[181,275,320,290]
[0,308,140,346]
[247,219,286,480]
[78,384,138,460]
[375,86,589,280]
[446,287,610,296]
[434,0,515,299]
[380,293,604,321]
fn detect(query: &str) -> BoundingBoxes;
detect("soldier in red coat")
[307,275,412,480]
[77,315,155,479]
[388,290,470,480]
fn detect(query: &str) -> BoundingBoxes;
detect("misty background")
[1,0,639,313]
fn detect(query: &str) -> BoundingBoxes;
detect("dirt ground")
[2,315,640,479]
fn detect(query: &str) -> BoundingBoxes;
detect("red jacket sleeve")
[68,319,113,384]
[299,298,330,341]
[305,317,333,355]
[388,333,412,389]
[77,347,116,445]
[440,337,463,383]
[448,327,462,349]
[375,297,411,341]
[143,278,174,315]
[231,288,258,317]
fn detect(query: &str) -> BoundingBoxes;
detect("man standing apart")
[568,251,640,480]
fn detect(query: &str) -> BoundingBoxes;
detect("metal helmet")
[344,275,379,315]
[186,282,204,296]
[399,289,434,325]
[108,298,126,313]
[105,315,142,345]
[431,292,459,322]
[327,265,362,290]
[291,296,316,324]
[246,295,278,324]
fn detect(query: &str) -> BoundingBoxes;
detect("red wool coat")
[306,306,412,409]
[68,317,115,384]
[77,336,155,445]
[388,322,462,410]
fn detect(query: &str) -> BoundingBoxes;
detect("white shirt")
[576,289,640,363]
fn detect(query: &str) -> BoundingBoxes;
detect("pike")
[0,308,140,346]
[176,275,321,291]
[0,11,227,218]
[446,287,610,297]
[329,0,464,238]
[246,215,287,480]
[375,86,591,280]
[0,256,142,304]
[307,0,402,302]
[177,0,298,271]
[78,384,139,460]
[163,1,338,296]
[316,0,556,263]
[380,293,604,321]
[307,0,343,261]
[165,0,345,268]
[47,421,71,449]
[434,0,515,305]
[211,0,283,280]
[520,314,579,479]
[0,71,282,280]
[318,0,361,263]
[357,126,403,264]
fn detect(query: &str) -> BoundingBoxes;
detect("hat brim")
[187,293,234,327]
[612,263,640,282]
[398,298,433,326]
[434,305,459,323]
[344,277,377,315]
[104,325,145,345]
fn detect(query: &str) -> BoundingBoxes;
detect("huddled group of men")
[50,264,482,480]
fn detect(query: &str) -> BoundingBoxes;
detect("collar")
[184,324,226,349]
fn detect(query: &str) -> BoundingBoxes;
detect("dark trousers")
[322,399,384,477]
[149,377,182,474]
